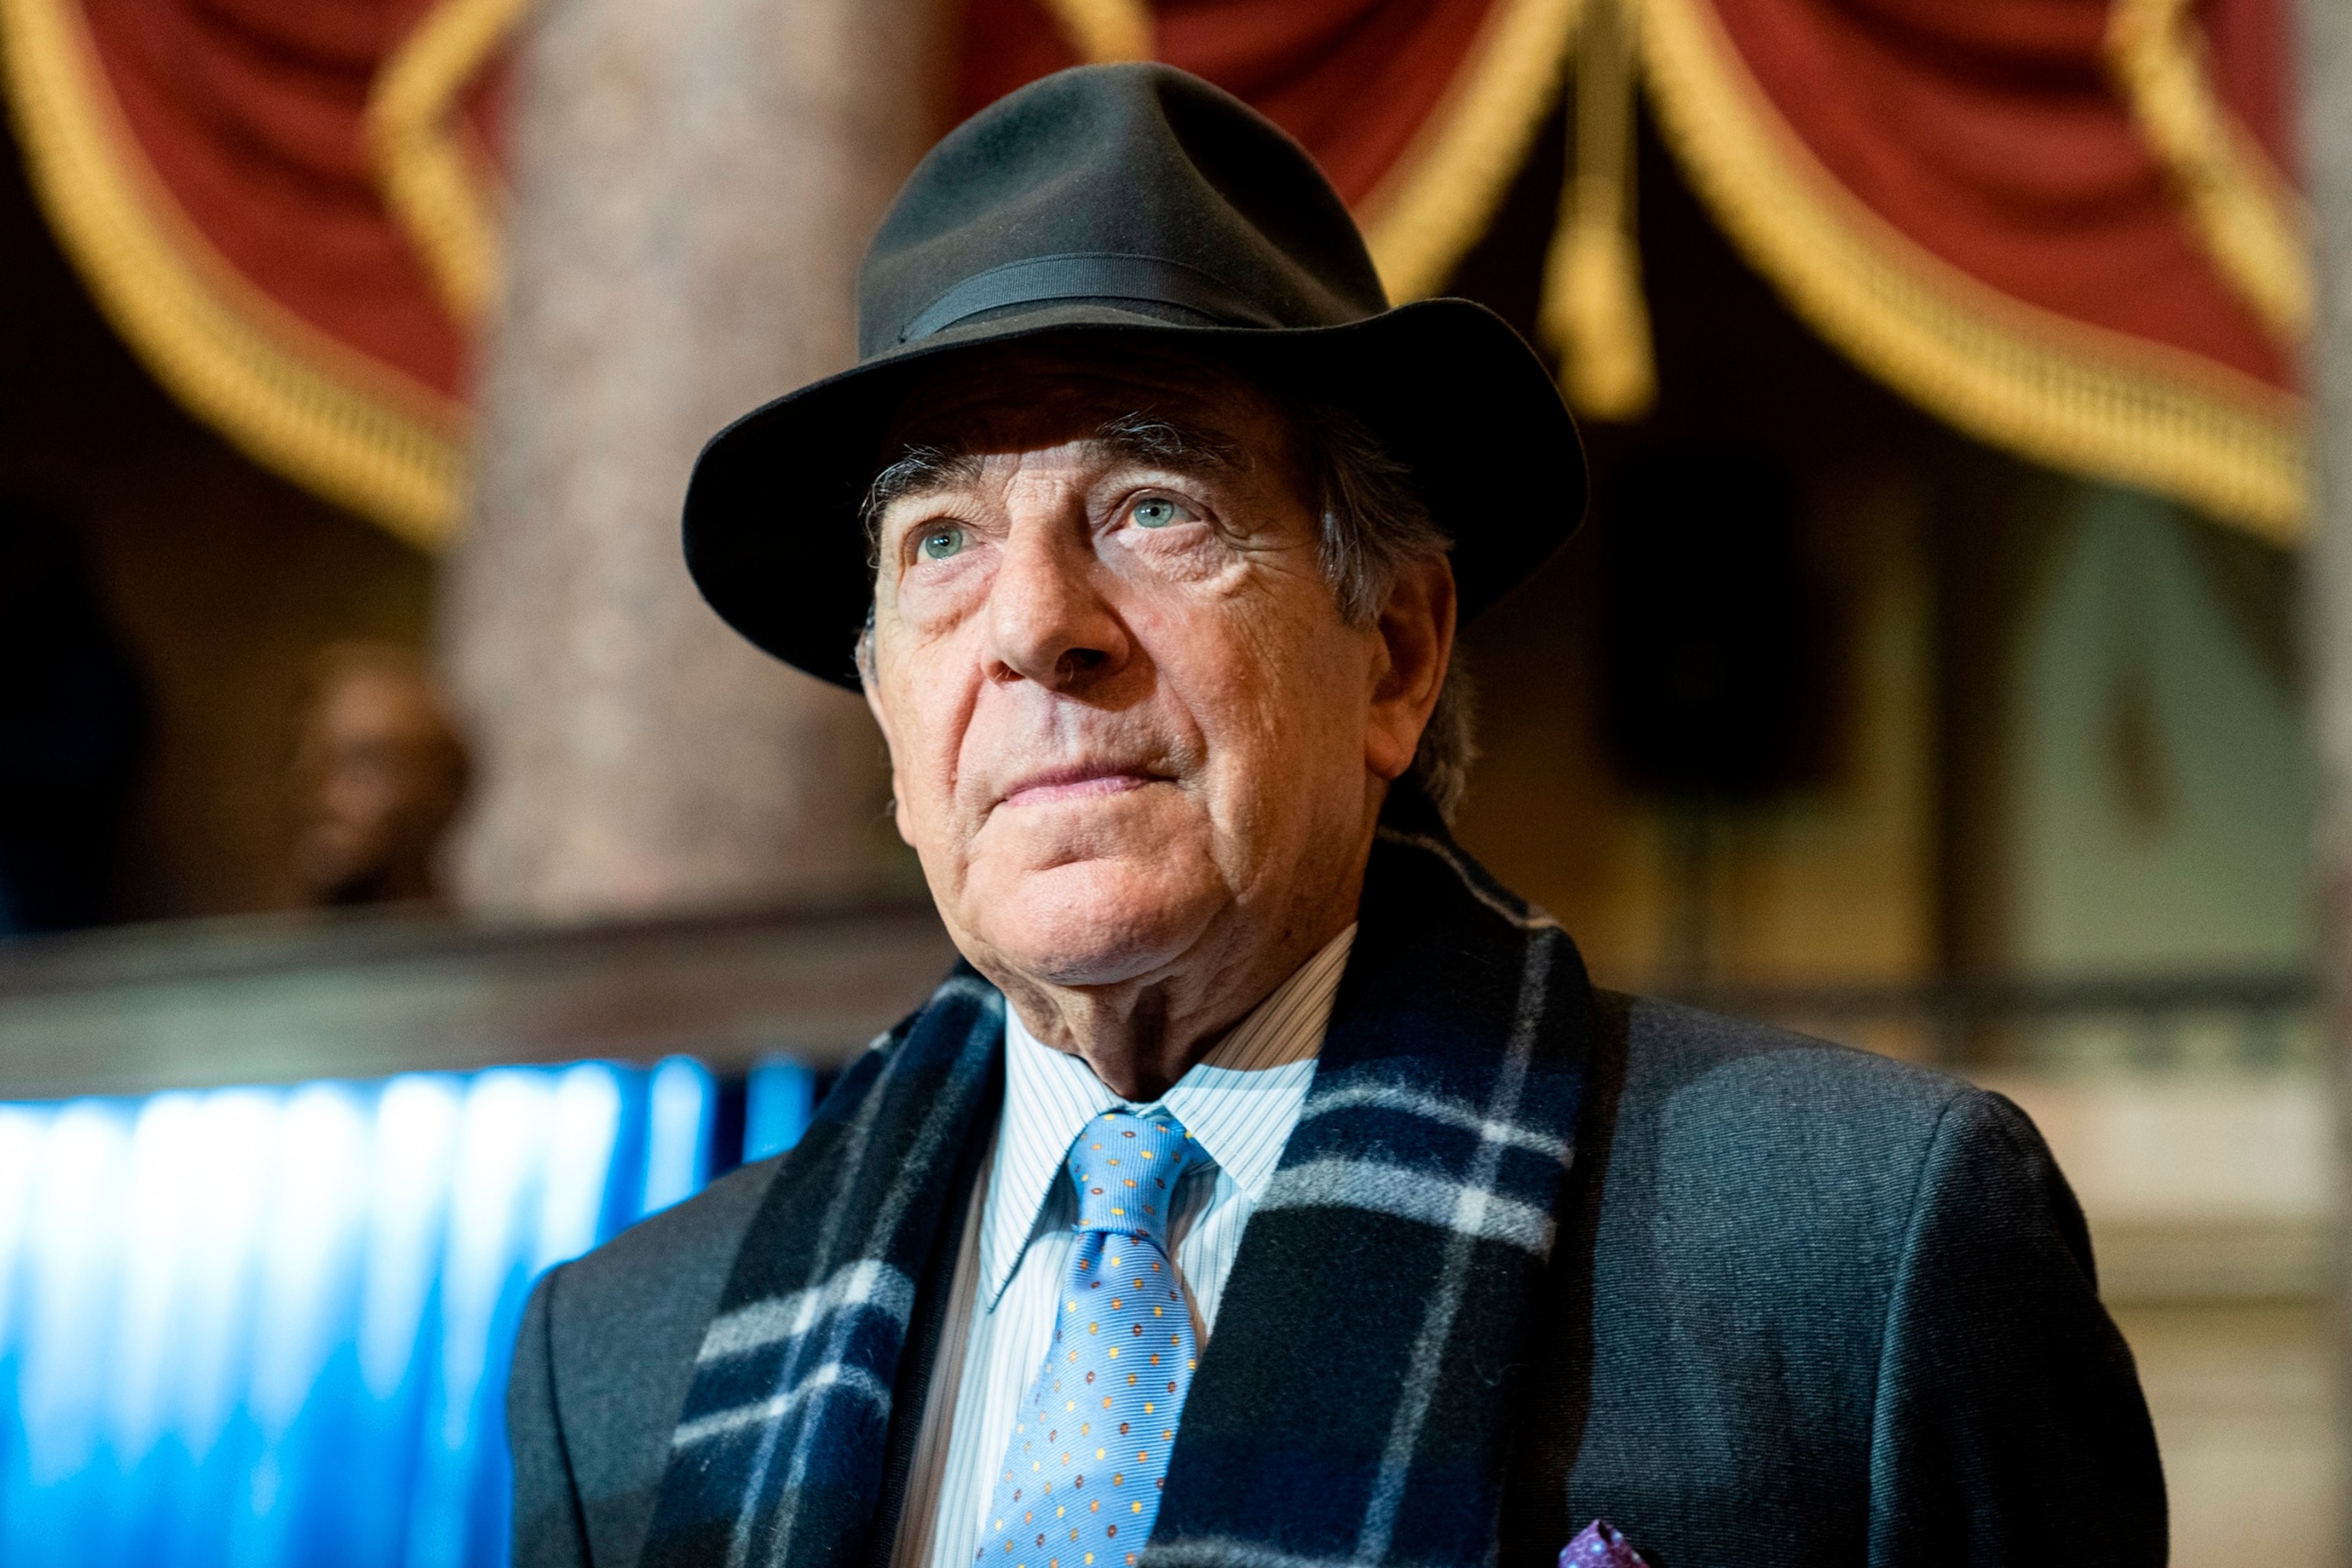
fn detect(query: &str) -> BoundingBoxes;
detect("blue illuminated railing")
[0,1055,819,1568]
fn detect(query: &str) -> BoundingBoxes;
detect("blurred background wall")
[0,0,2330,1561]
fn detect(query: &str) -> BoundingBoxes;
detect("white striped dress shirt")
[888,925,1357,1568]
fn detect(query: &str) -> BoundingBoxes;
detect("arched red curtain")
[0,0,2302,543]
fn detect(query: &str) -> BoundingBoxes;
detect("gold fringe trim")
[1639,0,2305,542]
[367,0,527,322]
[2105,0,2308,343]
[1040,0,1152,63]
[0,0,466,547]
[1541,0,1655,418]
[1361,0,1584,302]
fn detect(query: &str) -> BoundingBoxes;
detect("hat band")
[898,253,1284,342]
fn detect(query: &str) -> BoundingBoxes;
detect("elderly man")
[508,64,2163,1568]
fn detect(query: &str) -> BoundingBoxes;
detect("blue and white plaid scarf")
[640,802,1596,1568]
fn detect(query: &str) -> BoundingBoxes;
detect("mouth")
[996,761,1167,809]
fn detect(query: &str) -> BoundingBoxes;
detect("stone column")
[439,0,940,920]
[2303,0,2352,1545]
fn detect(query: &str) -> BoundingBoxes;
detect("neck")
[992,890,1361,1101]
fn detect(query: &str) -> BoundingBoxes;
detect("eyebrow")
[1093,411,1242,472]
[861,444,982,543]
[859,412,1244,546]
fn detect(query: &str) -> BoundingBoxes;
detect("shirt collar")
[978,923,1356,1305]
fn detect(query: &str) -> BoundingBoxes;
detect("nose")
[984,517,1131,691]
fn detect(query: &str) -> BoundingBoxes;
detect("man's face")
[863,346,1443,994]
[292,665,465,903]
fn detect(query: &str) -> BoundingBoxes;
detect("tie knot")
[1066,1111,1195,1246]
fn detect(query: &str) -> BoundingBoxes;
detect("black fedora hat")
[684,61,1586,688]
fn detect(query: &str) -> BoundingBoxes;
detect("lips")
[995,762,1165,808]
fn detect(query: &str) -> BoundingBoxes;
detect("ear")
[860,645,919,847]
[1364,556,1456,782]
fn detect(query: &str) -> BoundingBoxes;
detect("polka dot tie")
[979,1111,1200,1568]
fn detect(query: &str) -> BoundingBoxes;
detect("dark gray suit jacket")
[508,992,2165,1567]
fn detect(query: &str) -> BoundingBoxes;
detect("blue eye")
[919,525,966,560]
[1132,497,1184,529]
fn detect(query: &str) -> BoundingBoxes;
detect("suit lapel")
[1151,821,1596,1568]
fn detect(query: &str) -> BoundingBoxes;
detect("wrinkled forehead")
[880,339,1302,469]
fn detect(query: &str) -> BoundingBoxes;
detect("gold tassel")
[1540,0,1657,420]
[1037,0,1154,64]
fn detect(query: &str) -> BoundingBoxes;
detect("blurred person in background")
[0,494,148,936]
[508,65,2164,1568]
[289,641,467,907]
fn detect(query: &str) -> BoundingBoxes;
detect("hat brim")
[682,297,1586,689]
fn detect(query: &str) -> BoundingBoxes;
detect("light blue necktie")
[979,1111,1200,1568]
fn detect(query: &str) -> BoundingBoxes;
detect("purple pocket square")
[1560,1518,1650,1568]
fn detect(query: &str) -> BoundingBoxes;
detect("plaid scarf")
[640,803,1596,1568]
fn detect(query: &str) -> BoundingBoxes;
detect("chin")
[964,855,1217,988]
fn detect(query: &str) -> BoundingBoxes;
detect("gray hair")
[857,400,1477,822]
[1282,399,1475,822]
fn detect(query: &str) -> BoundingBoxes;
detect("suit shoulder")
[557,1154,779,1331]
[1557,1014,2148,1557]
[1591,991,2029,1255]
[522,1153,787,1560]
[1603,988,1979,1135]
[543,992,952,1367]
[1576,995,2058,1397]
[554,965,982,1313]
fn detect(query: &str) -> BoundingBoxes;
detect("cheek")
[1146,596,1374,790]
[889,549,994,634]
[874,641,979,818]
[1102,524,1240,591]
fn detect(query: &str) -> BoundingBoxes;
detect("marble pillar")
[442,0,939,918]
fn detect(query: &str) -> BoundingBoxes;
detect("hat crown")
[683,66,1582,691]
[858,64,1388,359]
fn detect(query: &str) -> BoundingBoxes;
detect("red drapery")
[961,0,1501,211]
[1642,0,2302,533]
[84,0,471,400]
[964,0,2306,537]
[0,0,507,544]
[1699,0,2290,393]
[0,0,2305,543]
